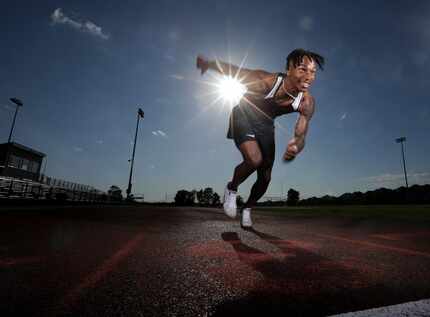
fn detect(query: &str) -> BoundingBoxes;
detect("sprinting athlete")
[196,49,324,228]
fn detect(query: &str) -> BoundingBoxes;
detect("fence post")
[24,182,29,198]
[8,179,13,197]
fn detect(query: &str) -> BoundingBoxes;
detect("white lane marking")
[327,299,430,317]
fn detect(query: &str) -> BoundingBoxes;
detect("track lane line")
[313,233,430,259]
[60,232,145,308]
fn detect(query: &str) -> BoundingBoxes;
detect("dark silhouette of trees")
[196,187,215,205]
[287,188,300,206]
[174,190,196,206]
[212,192,221,206]
[299,184,430,205]
[175,187,222,207]
[173,184,429,207]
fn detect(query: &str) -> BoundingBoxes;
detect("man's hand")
[283,139,298,162]
[196,55,209,75]
[284,97,315,163]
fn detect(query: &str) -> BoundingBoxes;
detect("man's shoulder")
[260,71,285,90]
[299,93,315,117]
[244,70,277,93]
[254,70,277,83]
[305,93,315,104]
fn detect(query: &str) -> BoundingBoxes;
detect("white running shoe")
[223,186,237,218]
[241,208,253,228]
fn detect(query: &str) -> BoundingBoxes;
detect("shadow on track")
[216,229,420,316]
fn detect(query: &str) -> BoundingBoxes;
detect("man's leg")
[241,127,275,228]
[223,140,263,218]
[240,165,272,228]
[244,165,273,209]
[228,140,263,191]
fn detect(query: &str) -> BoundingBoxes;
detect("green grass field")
[255,205,430,222]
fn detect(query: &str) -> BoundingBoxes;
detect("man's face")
[287,56,317,92]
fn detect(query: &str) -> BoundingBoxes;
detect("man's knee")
[245,155,263,169]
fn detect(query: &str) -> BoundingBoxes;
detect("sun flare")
[216,76,247,108]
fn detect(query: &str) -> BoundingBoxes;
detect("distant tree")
[202,187,214,205]
[174,189,196,206]
[212,192,221,206]
[298,184,430,206]
[191,190,197,204]
[108,185,123,201]
[287,188,300,206]
[196,187,216,206]
[196,189,204,205]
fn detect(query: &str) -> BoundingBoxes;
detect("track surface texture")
[1,204,430,316]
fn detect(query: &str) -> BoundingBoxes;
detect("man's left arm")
[283,96,315,161]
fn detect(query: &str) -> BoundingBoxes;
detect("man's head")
[286,48,325,92]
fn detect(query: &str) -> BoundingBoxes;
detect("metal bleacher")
[0,176,106,202]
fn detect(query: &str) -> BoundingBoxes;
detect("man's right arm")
[196,55,271,93]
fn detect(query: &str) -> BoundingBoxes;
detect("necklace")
[282,80,298,101]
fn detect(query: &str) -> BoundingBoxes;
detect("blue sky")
[1,0,429,201]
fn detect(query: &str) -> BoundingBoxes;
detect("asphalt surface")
[1,205,430,316]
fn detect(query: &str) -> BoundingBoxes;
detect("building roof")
[0,142,46,157]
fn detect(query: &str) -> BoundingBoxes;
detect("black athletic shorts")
[227,105,275,165]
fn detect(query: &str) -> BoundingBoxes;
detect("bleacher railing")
[0,176,107,202]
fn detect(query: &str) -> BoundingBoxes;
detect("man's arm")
[196,55,270,91]
[283,96,315,161]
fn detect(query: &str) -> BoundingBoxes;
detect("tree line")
[109,183,429,206]
[174,187,301,206]
[174,187,220,206]
[299,184,430,205]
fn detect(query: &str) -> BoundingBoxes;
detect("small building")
[0,142,45,181]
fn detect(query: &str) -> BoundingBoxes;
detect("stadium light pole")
[8,98,23,143]
[126,108,144,200]
[395,137,408,189]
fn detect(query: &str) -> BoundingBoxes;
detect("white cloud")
[83,21,109,40]
[169,74,184,80]
[152,130,168,138]
[96,140,103,144]
[340,113,347,121]
[299,16,313,31]
[50,8,109,40]
[73,146,84,152]
[51,8,81,29]
[157,130,167,137]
